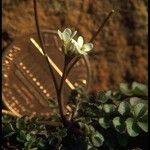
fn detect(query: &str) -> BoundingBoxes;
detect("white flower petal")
[62,28,73,42]
[77,36,84,48]
[82,43,93,52]
[63,28,72,36]
[57,27,93,56]
[71,31,77,39]
[71,39,77,45]
[57,30,63,39]
[70,44,76,52]
[62,33,71,42]
[72,39,80,49]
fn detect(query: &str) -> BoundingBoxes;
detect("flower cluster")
[57,28,93,55]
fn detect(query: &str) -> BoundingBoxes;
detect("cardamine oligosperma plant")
[45,28,94,124]
[2,26,148,150]
[2,82,148,150]
[3,1,148,148]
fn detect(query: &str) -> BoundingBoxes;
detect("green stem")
[57,57,68,122]
[57,55,77,124]
[65,56,81,78]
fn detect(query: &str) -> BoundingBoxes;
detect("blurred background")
[2,0,148,91]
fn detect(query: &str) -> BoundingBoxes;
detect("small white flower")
[57,28,77,45]
[57,28,93,55]
[71,36,93,55]
[57,28,77,54]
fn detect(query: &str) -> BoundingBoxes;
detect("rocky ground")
[2,0,148,92]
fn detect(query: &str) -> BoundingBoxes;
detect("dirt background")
[2,0,148,92]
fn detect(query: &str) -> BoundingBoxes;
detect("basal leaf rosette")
[71,36,93,55]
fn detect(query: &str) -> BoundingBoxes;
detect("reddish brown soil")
[2,0,148,92]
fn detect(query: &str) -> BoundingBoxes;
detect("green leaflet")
[129,97,147,106]
[125,118,140,137]
[112,117,125,133]
[137,113,148,132]
[78,122,95,135]
[119,83,132,96]
[103,104,116,114]
[99,117,110,129]
[96,91,109,103]
[91,132,104,147]
[132,103,147,118]
[119,82,148,97]
[131,82,148,96]
[137,121,148,132]
[118,101,130,116]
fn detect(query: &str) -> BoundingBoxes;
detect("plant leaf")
[138,113,148,122]
[119,83,132,96]
[99,118,110,129]
[97,91,109,103]
[137,112,148,132]
[125,118,140,137]
[133,103,147,118]
[111,91,122,100]
[137,121,148,132]
[131,82,148,96]
[118,101,130,116]
[78,122,90,135]
[26,133,32,141]
[17,130,27,143]
[130,97,147,106]
[88,125,95,135]
[91,132,104,147]
[103,104,116,114]
[112,117,125,133]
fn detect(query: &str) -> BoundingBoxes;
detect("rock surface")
[2,0,148,91]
